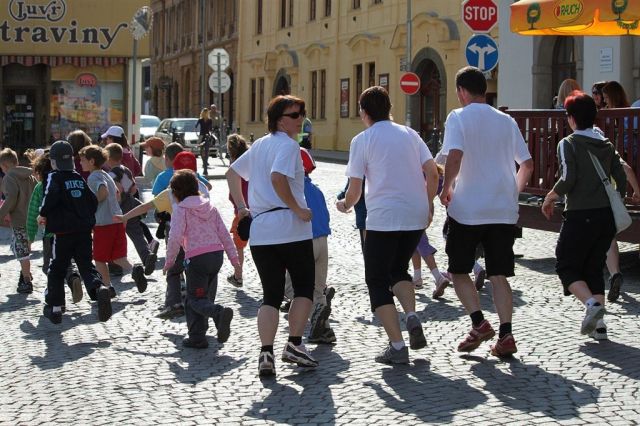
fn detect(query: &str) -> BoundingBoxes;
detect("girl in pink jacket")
[164,169,240,349]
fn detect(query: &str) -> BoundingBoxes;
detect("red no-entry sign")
[399,72,421,95]
[462,0,498,33]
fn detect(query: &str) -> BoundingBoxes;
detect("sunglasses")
[281,111,305,119]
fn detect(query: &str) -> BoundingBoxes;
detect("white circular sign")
[131,6,153,40]
[208,48,230,70]
[209,72,231,93]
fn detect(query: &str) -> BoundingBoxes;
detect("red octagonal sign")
[399,72,420,96]
[462,0,498,33]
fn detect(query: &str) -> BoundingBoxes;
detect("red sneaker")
[457,320,495,352]
[490,333,518,357]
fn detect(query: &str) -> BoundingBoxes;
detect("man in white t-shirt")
[440,66,533,358]
[337,86,439,365]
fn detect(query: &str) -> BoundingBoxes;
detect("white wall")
[582,37,634,99]
[497,0,534,108]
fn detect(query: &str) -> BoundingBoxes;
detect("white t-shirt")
[441,103,532,225]
[231,131,312,245]
[346,120,432,231]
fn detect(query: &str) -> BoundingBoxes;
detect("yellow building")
[0,0,150,152]
[237,0,498,151]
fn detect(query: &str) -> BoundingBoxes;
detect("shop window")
[367,62,375,87]
[354,64,363,117]
[258,78,265,122]
[552,37,576,102]
[320,70,326,119]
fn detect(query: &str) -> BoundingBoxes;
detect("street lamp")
[130,6,153,160]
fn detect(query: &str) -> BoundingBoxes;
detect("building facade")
[0,0,150,152]
[236,0,498,151]
[150,0,238,129]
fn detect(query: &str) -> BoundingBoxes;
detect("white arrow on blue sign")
[465,34,499,73]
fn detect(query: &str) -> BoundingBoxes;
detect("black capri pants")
[556,207,615,296]
[251,239,315,308]
[364,229,423,311]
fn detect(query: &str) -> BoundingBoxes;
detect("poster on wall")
[379,74,389,94]
[340,79,349,118]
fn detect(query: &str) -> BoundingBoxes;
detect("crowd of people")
[0,66,634,377]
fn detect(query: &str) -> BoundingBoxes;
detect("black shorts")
[445,217,515,278]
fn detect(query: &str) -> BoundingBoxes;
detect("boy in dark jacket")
[39,140,112,324]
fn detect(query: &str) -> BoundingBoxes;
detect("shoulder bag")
[587,151,632,233]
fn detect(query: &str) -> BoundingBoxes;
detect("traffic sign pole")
[217,52,224,144]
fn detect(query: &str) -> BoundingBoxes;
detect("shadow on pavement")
[469,357,599,419]
[20,319,111,370]
[244,345,349,424]
[514,256,557,275]
[234,288,261,319]
[364,359,487,423]
[580,340,640,381]
[0,293,39,314]
[116,332,247,385]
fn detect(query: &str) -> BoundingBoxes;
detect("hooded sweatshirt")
[121,149,142,177]
[553,129,627,211]
[0,166,37,227]
[165,194,239,270]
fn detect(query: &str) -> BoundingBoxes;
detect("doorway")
[412,49,447,153]
[3,89,37,153]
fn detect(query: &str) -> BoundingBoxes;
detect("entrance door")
[3,89,37,153]
[418,60,442,150]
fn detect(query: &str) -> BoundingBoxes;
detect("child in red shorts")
[79,145,147,297]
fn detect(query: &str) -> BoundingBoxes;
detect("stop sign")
[462,0,498,33]
[399,72,421,95]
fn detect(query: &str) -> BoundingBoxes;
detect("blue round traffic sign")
[465,34,499,73]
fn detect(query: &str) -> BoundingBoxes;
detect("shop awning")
[0,56,129,68]
[511,0,640,36]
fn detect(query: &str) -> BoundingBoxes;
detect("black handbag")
[236,207,289,242]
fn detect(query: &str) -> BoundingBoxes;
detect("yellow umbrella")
[511,0,640,36]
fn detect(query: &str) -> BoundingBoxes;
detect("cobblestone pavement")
[0,159,639,425]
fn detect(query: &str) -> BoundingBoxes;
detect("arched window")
[552,37,577,101]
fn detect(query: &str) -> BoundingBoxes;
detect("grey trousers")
[121,195,151,264]
[184,251,224,341]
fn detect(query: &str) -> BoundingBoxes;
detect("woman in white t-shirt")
[337,86,439,365]
[226,95,318,376]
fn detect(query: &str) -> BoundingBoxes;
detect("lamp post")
[130,6,153,162]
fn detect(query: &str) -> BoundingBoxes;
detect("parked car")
[140,115,161,141]
[154,118,218,158]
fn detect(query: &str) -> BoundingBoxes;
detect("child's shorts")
[93,223,127,262]
[11,226,30,260]
[230,214,248,250]
[416,232,436,258]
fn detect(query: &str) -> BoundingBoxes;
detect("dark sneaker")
[474,268,486,291]
[258,351,276,376]
[581,303,605,335]
[144,242,158,276]
[608,273,623,303]
[132,264,147,293]
[281,342,318,368]
[589,319,608,341]
[108,263,124,276]
[215,307,234,343]
[97,286,112,322]
[432,272,451,299]
[17,280,33,294]
[458,320,495,352]
[375,343,409,364]
[308,327,337,344]
[279,299,291,313]
[182,337,209,349]
[156,304,185,320]
[490,333,518,357]
[69,273,83,304]
[226,274,243,288]
[309,303,331,340]
[108,286,117,299]
[406,315,426,350]
[325,287,336,308]
[43,304,62,324]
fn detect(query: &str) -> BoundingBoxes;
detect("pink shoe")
[457,320,495,352]
[432,272,451,299]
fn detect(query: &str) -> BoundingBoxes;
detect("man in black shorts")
[439,67,533,357]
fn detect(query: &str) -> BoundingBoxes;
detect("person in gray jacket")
[542,91,626,341]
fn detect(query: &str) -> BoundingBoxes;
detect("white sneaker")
[413,277,423,289]
[589,319,608,340]
[282,342,318,368]
[581,303,605,335]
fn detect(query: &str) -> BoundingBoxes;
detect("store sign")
[0,0,150,56]
[75,72,97,87]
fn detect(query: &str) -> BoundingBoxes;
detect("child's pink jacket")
[165,195,239,270]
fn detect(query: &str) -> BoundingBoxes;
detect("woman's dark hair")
[602,81,630,108]
[564,91,597,130]
[266,95,305,133]
[67,130,91,156]
[170,169,199,202]
[359,86,391,122]
[455,66,487,97]
[591,81,608,108]
[227,133,249,162]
